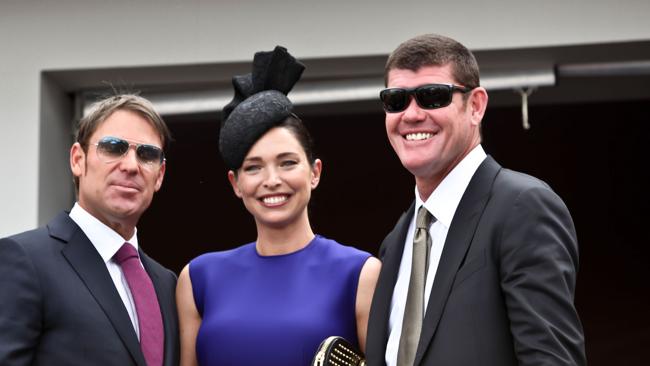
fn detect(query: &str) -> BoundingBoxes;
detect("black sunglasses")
[93,136,165,167]
[379,83,474,113]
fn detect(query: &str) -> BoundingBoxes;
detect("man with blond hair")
[0,94,179,366]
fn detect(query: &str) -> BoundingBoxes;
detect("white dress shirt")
[385,145,487,366]
[69,203,142,339]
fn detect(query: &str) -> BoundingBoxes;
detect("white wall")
[1,0,650,236]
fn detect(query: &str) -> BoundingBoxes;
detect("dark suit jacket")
[366,156,586,366]
[0,211,180,366]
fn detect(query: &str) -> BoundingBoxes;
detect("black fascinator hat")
[219,46,306,170]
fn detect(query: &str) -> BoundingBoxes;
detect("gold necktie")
[397,206,434,366]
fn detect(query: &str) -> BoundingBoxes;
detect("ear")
[468,87,488,126]
[154,160,166,192]
[227,170,243,198]
[70,142,86,179]
[310,159,322,190]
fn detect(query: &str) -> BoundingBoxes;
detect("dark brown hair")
[384,34,480,90]
[277,114,315,165]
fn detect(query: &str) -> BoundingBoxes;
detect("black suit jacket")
[366,156,586,366]
[0,212,180,366]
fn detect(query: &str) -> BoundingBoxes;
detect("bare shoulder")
[359,257,381,286]
[177,264,192,290]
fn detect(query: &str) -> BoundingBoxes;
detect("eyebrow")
[100,136,160,146]
[242,152,300,163]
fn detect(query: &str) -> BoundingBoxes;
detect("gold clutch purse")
[312,336,366,366]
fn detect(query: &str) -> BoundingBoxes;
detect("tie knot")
[416,206,433,230]
[114,243,139,265]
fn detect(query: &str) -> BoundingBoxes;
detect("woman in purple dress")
[176,46,381,366]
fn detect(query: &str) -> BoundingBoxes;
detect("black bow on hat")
[219,46,306,170]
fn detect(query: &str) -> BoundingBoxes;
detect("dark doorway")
[138,99,649,366]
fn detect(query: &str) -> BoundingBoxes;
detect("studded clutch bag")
[312,336,366,366]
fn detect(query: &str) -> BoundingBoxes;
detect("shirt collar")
[69,202,139,263]
[415,144,487,228]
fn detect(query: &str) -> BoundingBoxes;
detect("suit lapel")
[51,213,147,366]
[414,156,501,365]
[366,202,414,364]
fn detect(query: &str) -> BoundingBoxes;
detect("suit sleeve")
[0,238,43,365]
[498,186,586,366]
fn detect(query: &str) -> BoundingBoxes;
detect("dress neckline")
[253,234,320,259]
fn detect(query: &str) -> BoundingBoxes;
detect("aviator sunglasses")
[93,136,165,168]
[379,83,474,113]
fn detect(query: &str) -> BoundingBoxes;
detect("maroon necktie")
[114,243,164,366]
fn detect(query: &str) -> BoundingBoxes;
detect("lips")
[405,132,433,141]
[110,181,141,192]
[403,130,438,141]
[260,194,289,206]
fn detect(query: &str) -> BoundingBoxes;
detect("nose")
[262,167,282,188]
[401,97,426,123]
[118,146,140,172]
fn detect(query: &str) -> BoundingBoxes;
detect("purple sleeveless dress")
[190,235,371,366]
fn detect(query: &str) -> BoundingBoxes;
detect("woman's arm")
[176,265,201,366]
[355,257,382,353]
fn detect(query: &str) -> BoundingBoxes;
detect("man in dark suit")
[0,94,179,366]
[366,34,586,366]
